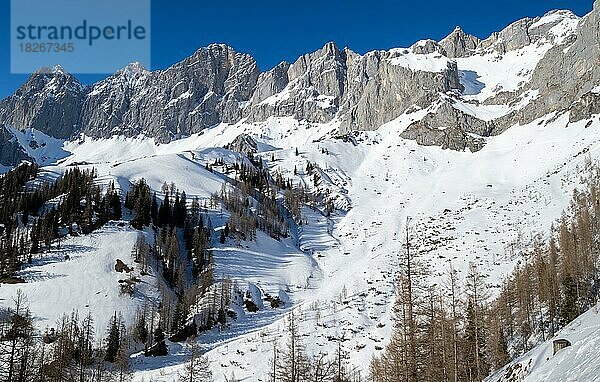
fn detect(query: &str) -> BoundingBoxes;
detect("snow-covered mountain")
[1,3,600,382]
[2,3,599,163]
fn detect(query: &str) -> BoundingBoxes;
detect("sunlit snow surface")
[1,108,600,380]
[1,9,599,381]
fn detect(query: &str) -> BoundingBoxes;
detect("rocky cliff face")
[338,43,462,133]
[0,66,86,139]
[0,127,31,165]
[383,7,586,148]
[246,40,463,133]
[79,44,261,142]
[246,42,346,124]
[1,5,599,165]
[0,66,87,165]
[518,7,600,125]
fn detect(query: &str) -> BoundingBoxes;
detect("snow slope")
[0,222,161,338]
[33,108,597,380]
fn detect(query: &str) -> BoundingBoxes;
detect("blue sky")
[0,0,593,98]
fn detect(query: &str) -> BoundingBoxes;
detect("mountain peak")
[33,65,69,76]
[322,41,339,53]
[115,61,149,79]
[185,43,238,61]
[123,61,147,73]
[105,61,150,89]
[205,43,238,54]
[312,41,344,62]
[440,25,473,41]
[532,9,579,29]
[411,39,445,55]
[439,26,480,58]
[542,9,577,18]
[52,64,67,74]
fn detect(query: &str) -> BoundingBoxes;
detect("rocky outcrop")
[227,133,258,154]
[0,127,30,166]
[570,91,600,123]
[400,102,491,151]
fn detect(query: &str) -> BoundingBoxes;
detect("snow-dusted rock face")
[400,101,493,151]
[246,39,464,136]
[0,127,30,165]
[246,42,347,124]
[0,66,87,164]
[1,6,599,165]
[516,8,599,125]
[477,10,577,54]
[79,44,261,142]
[226,133,258,154]
[0,66,86,139]
[337,43,463,133]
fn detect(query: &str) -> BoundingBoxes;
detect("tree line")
[0,288,215,382]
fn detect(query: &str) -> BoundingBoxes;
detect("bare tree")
[179,337,213,382]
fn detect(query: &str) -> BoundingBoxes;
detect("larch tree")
[179,337,213,382]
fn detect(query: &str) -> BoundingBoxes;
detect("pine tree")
[151,192,159,224]
[134,312,149,346]
[145,324,168,357]
[158,193,172,227]
[560,273,578,325]
[115,343,132,382]
[277,313,309,382]
[0,290,35,382]
[105,313,121,363]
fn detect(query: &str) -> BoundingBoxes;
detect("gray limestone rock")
[400,102,491,151]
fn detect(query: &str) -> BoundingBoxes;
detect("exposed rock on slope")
[226,133,258,154]
[400,102,492,151]
[0,127,31,165]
